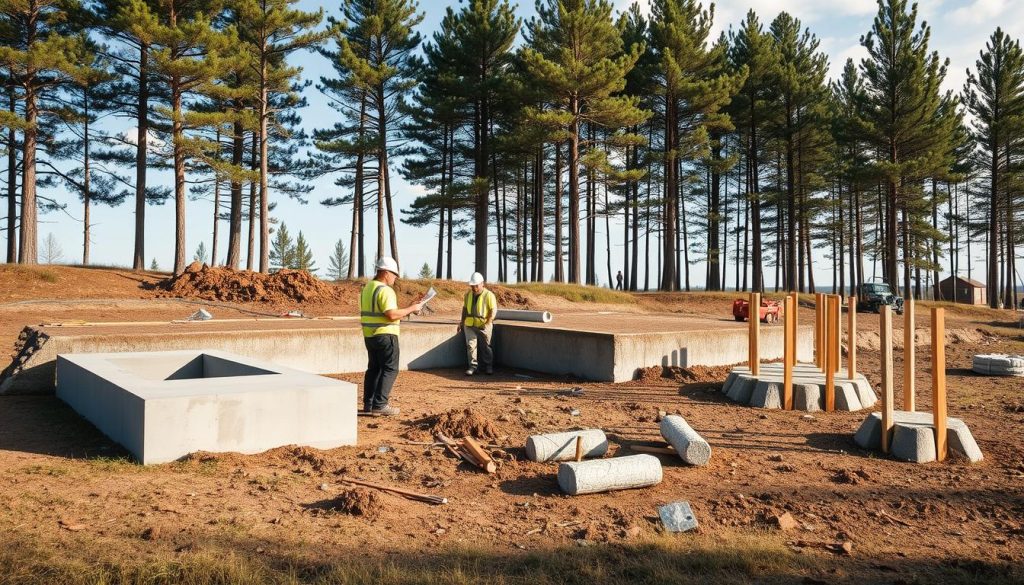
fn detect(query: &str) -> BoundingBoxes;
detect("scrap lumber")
[337,477,447,505]
[629,445,677,456]
[436,433,497,474]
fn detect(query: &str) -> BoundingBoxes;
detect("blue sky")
[26,0,1022,288]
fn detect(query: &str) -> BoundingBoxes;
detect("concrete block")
[56,350,357,464]
[853,411,983,463]
[855,380,878,408]
[658,501,698,532]
[972,354,1024,377]
[793,384,823,411]
[749,380,783,409]
[727,376,757,404]
[557,454,663,496]
[890,423,937,463]
[659,415,711,466]
[525,429,608,462]
[833,382,863,412]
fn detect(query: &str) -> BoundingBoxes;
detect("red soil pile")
[634,365,732,385]
[426,408,501,440]
[321,488,384,521]
[491,286,534,309]
[154,262,345,304]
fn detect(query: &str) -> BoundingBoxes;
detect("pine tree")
[269,222,294,272]
[649,0,745,290]
[417,262,431,279]
[859,0,953,298]
[234,0,326,274]
[0,0,91,264]
[963,27,1024,309]
[326,238,348,280]
[193,240,208,263]
[291,230,315,272]
[522,0,645,284]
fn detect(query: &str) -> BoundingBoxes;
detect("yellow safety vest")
[463,289,496,328]
[360,280,399,337]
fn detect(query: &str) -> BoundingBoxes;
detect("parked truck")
[856,282,904,314]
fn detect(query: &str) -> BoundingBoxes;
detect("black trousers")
[363,334,399,410]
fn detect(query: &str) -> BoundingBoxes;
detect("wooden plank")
[815,293,824,369]
[904,298,916,412]
[460,437,498,474]
[750,292,761,376]
[932,308,947,462]
[338,477,447,505]
[825,296,835,412]
[832,295,842,375]
[880,306,894,453]
[629,445,677,455]
[783,295,795,410]
[847,295,857,380]
[575,435,584,461]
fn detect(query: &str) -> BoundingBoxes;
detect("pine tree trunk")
[171,83,186,273]
[554,143,563,282]
[661,97,677,291]
[351,95,367,278]
[435,122,448,280]
[536,144,545,282]
[474,95,489,278]
[247,133,257,271]
[749,105,763,292]
[630,137,640,291]
[707,140,721,291]
[18,84,37,265]
[258,57,270,274]
[568,98,581,284]
[133,42,149,271]
[784,101,796,292]
[227,116,243,269]
[82,93,91,265]
[6,110,16,264]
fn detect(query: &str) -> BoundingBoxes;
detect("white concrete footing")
[659,415,711,466]
[56,350,357,464]
[525,429,608,462]
[723,363,876,412]
[557,454,663,495]
[853,411,983,463]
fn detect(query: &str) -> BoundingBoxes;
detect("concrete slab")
[56,350,357,464]
[723,362,876,412]
[853,411,983,463]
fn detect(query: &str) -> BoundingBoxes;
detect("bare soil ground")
[1,266,1022,584]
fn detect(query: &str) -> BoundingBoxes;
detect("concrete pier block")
[557,454,663,496]
[972,354,1024,377]
[749,380,783,409]
[853,411,983,463]
[525,429,608,462]
[833,382,863,411]
[793,384,823,411]
[890,423,937,463]
[659,415,711,466]
[855,381,878,408]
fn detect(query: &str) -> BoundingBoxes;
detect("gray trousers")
[463,324,493,370]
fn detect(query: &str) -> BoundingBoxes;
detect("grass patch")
[0,264,59,283]
[19,464,68,477]
[511,283,635,304]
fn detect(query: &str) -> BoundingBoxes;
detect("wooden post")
[783,295,795,410]
[880,306,894,453]
[749,292,760,376]
[904,298,916,412]
[575,435,584,462]
[824,296,835,412]
[847,295,857,380]
[814,293,824,369]
[932,307,947,462]
[832,295,842,375]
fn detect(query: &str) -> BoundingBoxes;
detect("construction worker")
[360,257,424,416]
[458,272,497,375]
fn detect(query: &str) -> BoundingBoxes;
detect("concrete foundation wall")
[494,326,615,381]
[57,350,358,464]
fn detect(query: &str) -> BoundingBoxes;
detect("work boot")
[465,369,475,376]
[371,405,400,416]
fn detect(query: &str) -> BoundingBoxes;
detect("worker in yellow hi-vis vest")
[359,257,424,416]
[457,272,497,375]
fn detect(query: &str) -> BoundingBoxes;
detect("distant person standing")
[615,270,623,290]
[459,272,497,375]
[359,257,424,416]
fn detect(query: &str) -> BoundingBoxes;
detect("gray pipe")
[525,429,608,462]
[496,309,553,323]
[557,454,663,495]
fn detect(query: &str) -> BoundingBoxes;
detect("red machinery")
[732,298,783,323]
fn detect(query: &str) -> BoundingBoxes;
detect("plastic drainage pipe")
[496,309,553,323]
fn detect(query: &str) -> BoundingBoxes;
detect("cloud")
[945,0,1009,26]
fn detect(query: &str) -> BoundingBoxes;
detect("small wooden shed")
[934,276,986,305]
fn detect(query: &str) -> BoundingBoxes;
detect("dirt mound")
[321,488,383,520]
[425,408,501,440]
[492,286,534,309]
[153,262,345,304]
[856,327,995,351]
[634,365,732,385]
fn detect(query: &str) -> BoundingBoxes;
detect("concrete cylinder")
[557,454,663,495]
[496,309,553,323]
[525,429,608,462]
[659,415,712,466]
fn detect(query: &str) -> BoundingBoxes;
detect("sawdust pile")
[634,365,731,384]
[153,262,345,304]
[426,408,501,440]
[323,488,383,521]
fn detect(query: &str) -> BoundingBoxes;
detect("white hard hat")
[468,272,485,286]
[375,257,400,276]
